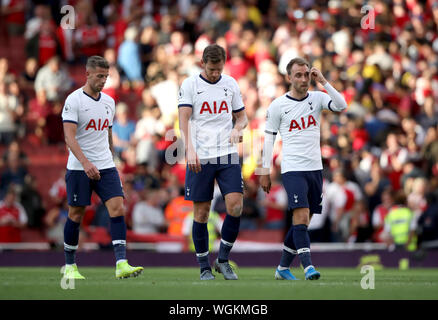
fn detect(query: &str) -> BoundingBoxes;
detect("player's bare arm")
[178,106,201,173]
[230,109,248,144]
[63,122,101,180]
[108,126,114,155]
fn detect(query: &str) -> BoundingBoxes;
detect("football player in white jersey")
[178,44,248,280]
[260,58,347,280]
[61,56,143,279]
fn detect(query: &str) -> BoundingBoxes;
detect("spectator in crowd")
[26,88,52,141]
[34,56,73,102]
[0,185,28,242]
[74,14,106,61]
[120,178,140,230]
[164,188,193,237]
[26,18,62,67]
[132,188,167,235]
[380,132,409,191]
[325,169,363,242]
[383,191,416,251]
[372,186,395,243]
[364,161,391,214]
[416,192,438,248]
[19,174,45,229]
[0,149,27,198]
[117,26,143,87]
[101,48,121,101]
[44,100,64,145]
[1,0,26,36]
[18,57,39,96]
[0,139,28,169]
[0,79,21,144]
[44,197,68,246]
[112,102,136,160]
[139,25,157,79]
[133,104,164,168]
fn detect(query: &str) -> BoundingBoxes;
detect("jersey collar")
[199,74,222,84]
[82,90,101,101]
[286,93,309,102]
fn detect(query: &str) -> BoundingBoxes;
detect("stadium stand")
[0,0,438,254]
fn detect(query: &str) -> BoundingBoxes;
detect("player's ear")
[285,72,292,83]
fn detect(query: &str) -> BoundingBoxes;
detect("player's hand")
[229,128,243,144]
[82,160,101,180]
[186,147,201,173]
[310,67,327,85]
[259,174,272,194]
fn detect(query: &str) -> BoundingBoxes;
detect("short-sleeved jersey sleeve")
[178,78,194,108]
[319,92,334,112]
[62,94,79,124]
[231,79,245,112]
[264,102,281,135]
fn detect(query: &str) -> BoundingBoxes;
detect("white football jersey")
[62,88,116,170]
[178,74,245,159]
[265,91,332,173]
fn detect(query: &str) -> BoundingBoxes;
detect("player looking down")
[178,44,248,280]
[62,56,143,279]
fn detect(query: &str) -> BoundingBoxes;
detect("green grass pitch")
[0,267,437,300]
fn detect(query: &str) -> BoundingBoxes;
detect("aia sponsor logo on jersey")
[289,115,317,131]
[85,118,109,131]
[200,101,229,114]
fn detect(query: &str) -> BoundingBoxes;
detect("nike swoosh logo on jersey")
[285,110,291,114]
[197,91,204,94]
[85,109,90,112]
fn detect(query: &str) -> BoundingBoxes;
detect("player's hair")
[86,55,109,70]
[286,57,310,75]
[202,44,226,64]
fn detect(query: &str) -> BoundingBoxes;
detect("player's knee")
[194,210,210,223]
[109,205,125,218]
[227,203,242,217]
[68,207,85,223]
[194,202,211,223]
[293,208,310,225]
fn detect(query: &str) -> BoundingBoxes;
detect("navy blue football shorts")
[184,153,243,202]
[65,167,124,206]
[281,170,323,214]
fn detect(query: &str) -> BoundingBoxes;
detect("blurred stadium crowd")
[0,0,438,251]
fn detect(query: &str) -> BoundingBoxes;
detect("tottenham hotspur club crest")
[309,101,313,110]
